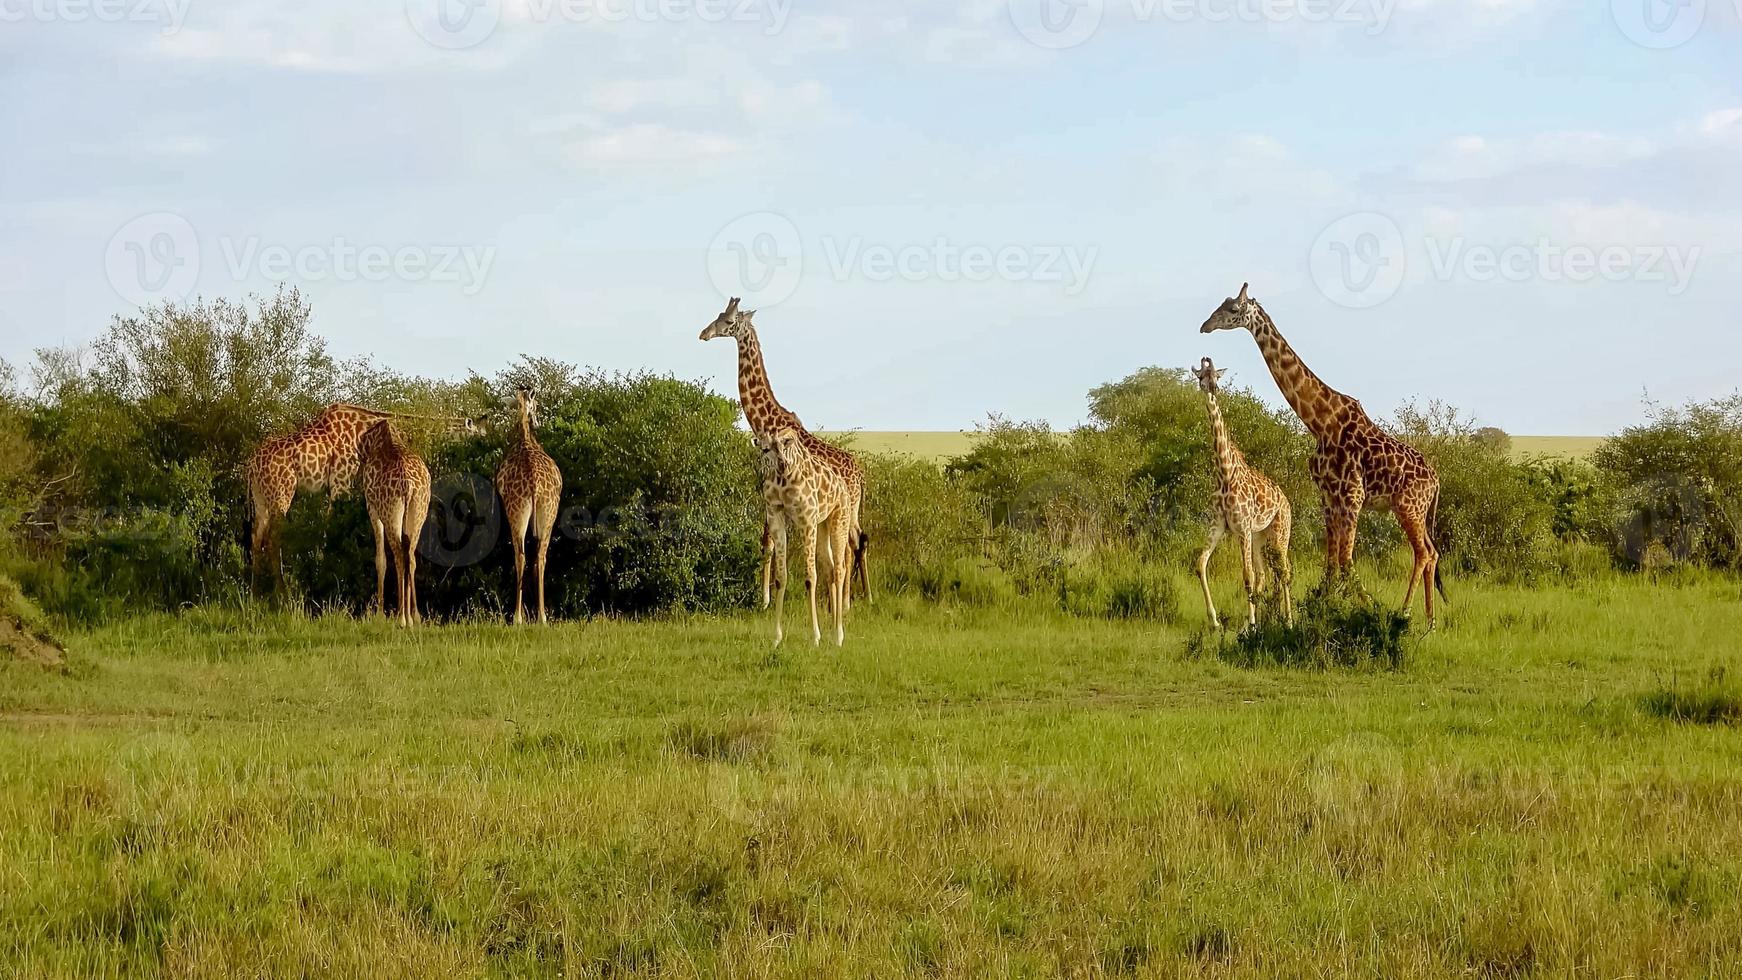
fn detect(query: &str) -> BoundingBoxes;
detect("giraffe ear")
[1237,283,1250,302]
[1216,369,1229,382]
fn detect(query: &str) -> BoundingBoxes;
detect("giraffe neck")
[1248,309,1359,441]
[515,408,536,453]
[1203,391,1240,490]
[734,328,798,437]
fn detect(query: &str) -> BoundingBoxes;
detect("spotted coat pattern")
[359,421,432,627]
[495,390,563,625]
[1194,358,1294,628]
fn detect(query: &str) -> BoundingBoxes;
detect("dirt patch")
[1,614,65,670]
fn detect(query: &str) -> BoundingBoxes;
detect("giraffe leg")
[507,502,532,626]
[1197,521,1225,629]
[405,488,428,626]
[1272,504,1294,627]
[770,516,789,648]
[802,521,821,647]
[1239,529,1259,628]
[371,515,388,617]
[1397,501,1435,627]
[759,513,775,610]
[386,502,409,627]
[829,513,851,647]
[535,495,558,625]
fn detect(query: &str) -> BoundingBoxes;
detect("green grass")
[828,432,1604,463]
[3,576,1742,977]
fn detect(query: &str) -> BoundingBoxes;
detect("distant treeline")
[1,288,1736,624]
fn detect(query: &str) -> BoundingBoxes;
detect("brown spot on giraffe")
[1200,283,1447,626]
[495,389,563,625]
[700,298,870,607]
[761,426,854,648]
[358,420,432,627]
[1193,358,1293,629]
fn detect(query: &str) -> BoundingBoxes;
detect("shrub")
[1196,588,1410,671]
[1393,403,1556,580]
[1594,396,1742,569]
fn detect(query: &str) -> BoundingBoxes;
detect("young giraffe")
[245,403,466,590]
[358,420,433,627]
[495,389,563,625]
[763,426,853,648]
[700,298,870,607]
[1200,284,1446,625]
[1193,357,1293,628]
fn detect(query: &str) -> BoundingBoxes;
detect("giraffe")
[762,426,853,648]
[495,389,563,625]
[245,403,468,590]
[1200,283,1446,625]
[1193,357,1294,629]
[699,298,871,607]
[358,420,432,627]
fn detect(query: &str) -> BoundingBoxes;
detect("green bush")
[1195,588,1410,671]
[1594,396,1742,569]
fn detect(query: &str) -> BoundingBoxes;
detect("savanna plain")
[4,569,1741,978]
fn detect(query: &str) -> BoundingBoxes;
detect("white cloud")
[562,123,744,172]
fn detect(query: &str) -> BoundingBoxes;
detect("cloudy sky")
[1,0,1737,434]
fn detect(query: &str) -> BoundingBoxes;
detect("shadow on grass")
[1642,667,1742,726]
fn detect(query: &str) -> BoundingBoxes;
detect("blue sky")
[2,0,1738,434]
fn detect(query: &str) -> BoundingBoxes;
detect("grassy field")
[4,573,1741,977]
[831,432,1605,462]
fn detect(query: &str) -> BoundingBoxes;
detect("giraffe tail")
[1429,486,1449,602]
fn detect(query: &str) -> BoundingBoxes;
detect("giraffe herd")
[242,283,1447,642]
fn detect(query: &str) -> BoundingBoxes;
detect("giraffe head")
[514,388,541,428]
[699,297,756,341]
[1200,282,1263,334]
[1192,357,1229,394]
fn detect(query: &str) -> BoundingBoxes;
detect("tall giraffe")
[358,420,432,627]
[763,426,853,648]
[1193,357,1293,628]
[245,403,468,589]
[495,389,563,625]
[699,298,870,606]
[1200,284,1446,625]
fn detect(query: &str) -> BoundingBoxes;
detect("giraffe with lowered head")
[700,298,870,606]
[1200,284,1445,625]
[358,420,433,626]
[495,389,563,625]
[1193,357,1294,628]
[246,403,470,590]
[763,426,853,647]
